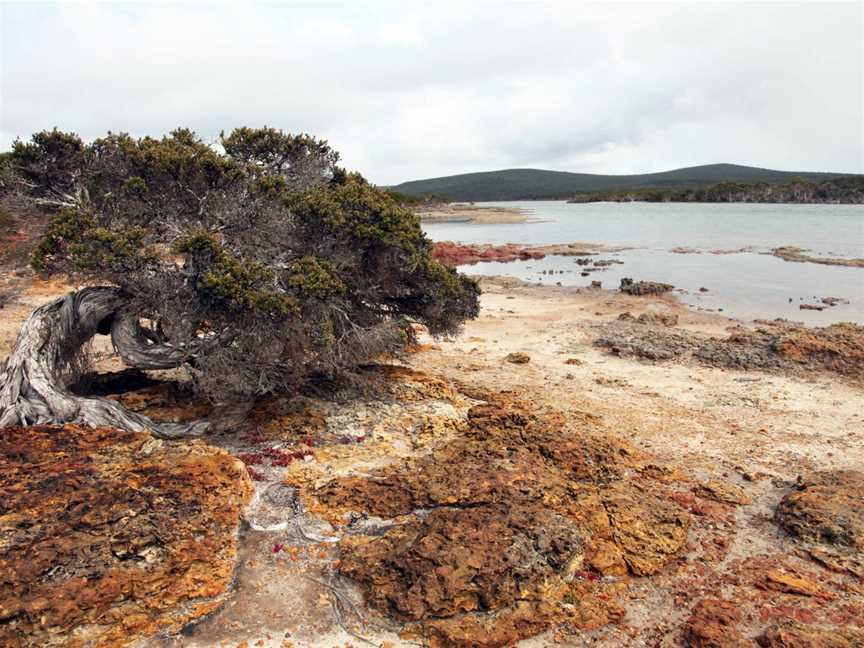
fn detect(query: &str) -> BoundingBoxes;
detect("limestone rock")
[0,424,252,648]
[603,484,690,576]
[618,311,679,327]
[339,503,583,621]
[595,321,864,377]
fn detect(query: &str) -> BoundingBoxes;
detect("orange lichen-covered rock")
[0,424,252,648]
[309,392,689,647]
[774,323,864,375]
[683,598,748,648]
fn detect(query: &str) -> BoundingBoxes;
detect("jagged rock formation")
[0,424,252,648]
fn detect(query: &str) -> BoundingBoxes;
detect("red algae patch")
[0,424,252,648]
[432,241,546,266]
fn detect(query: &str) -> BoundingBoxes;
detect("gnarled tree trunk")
[0,286,208,437]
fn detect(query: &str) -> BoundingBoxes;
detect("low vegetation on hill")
[389,163,854,202]
[568,175,864,204]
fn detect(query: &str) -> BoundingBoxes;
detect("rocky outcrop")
[683,598,748,648]
[0,424,252,648]
[595,320,864,378]
[619,278,674,296]
[303,392,690,647]
[775,471,863,549]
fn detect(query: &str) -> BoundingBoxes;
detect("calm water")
[423,201,864,324]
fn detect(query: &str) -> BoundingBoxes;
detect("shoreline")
[416,203,531,224]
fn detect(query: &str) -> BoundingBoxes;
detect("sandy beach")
[416,203,531,224]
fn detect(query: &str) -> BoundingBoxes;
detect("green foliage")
[32,208,158,272]
[66,227,155,271]
[289,173,430,259]
[220,127,339,184]
[31,209,95,271]
[11,129,86,198]
[286,256,346,297]
[422,257,478,299]
[120,176,148,198]
[383,189,450,206]
[127,132,236,186]
[173,232,298,317]
[12,128,84,165]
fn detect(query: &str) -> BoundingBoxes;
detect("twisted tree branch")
[0,287,208,437]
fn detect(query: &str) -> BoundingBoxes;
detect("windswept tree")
[0,127,479,436]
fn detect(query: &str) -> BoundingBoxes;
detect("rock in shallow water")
[619,277,674,296]
[0,424,252,648]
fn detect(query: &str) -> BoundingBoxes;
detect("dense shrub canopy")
[4,127,479,400]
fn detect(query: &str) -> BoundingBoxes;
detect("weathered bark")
[0,286,208,437]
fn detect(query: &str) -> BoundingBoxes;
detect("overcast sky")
[1,1,862,184]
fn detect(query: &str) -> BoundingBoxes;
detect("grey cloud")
[1,1,861,184]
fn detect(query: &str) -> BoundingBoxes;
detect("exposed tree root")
[0,286,208,437]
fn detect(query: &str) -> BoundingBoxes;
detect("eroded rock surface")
[0,424,252,648]
[299,390,690,647]
[775,471,864,549]
[683,598,748,648]
[595,320,864,378]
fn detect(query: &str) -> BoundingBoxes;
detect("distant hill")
[388,164,857,202]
